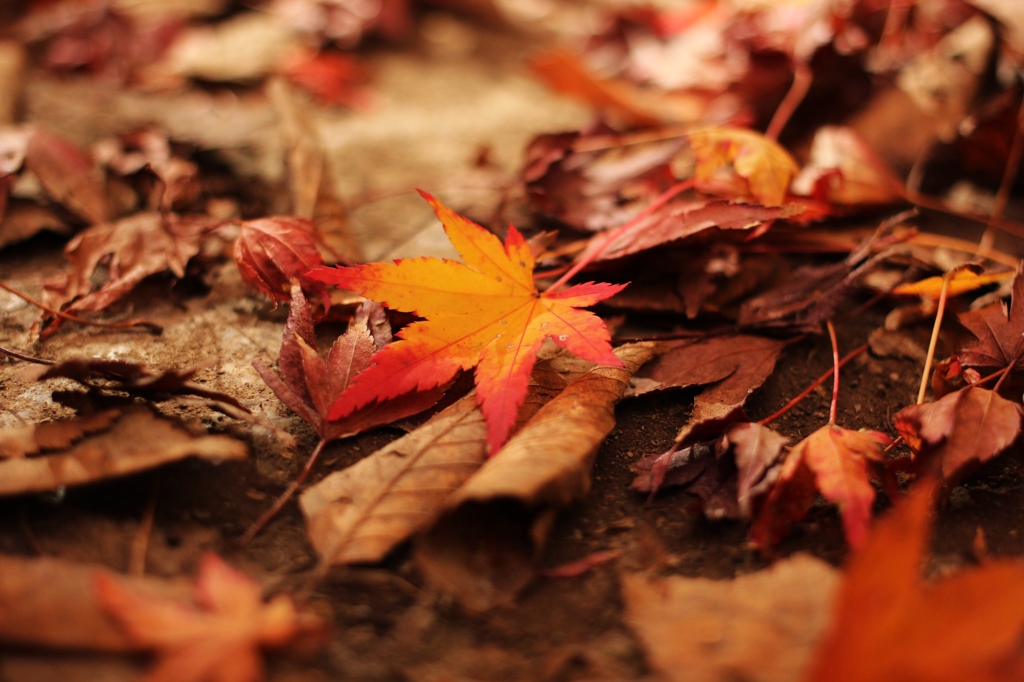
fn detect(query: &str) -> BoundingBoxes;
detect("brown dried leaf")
[415,343,654,611]
[894,386,1023,483]
[24,125,107,224]
[299,354,573,566]
[95,553,320,682]
[632,335,787,444]
[0,409,119,459]
[254,286,445,443]
[0,405,246,497]
[583,199,799,262]
[42,211,217,336]
[791,126,905,206]
[0,555,190,652]
[623,555,839,682]
[955,266,1024,371]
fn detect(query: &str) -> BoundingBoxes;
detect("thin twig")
[826,321,841,424]
[0,346,54,365]
[760,344,867,426]
[979,95,1024,253]
[240,438,328,545]
[0,280,162,335]
[129,477,159,577]
[766,60,812,141]
[917,273,951,404]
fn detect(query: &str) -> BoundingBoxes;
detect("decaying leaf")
[581,199,799,263]
[415,343,653,611]
[894,387,1023,483]
[41,211,218,336]
[0,405,246,496]
[23,125,108,225]
[630,421,788,521]
[623,555,839,682]
[631,334,788,443]
[806,478,1024,681]
[310,191,626,452]
[95,553,321,682]
[253,286,444,443]
[0,409,119,459]
[687,127,799,207]
[300,351,588,566]
[955,266,1024,372]
[232,215,330,309]
[0,554,191,652]
[752,424,891,550]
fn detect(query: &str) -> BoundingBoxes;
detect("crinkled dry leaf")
[807,478,1024,682]
[415,343,653,611]
[95,552,321,682]
[753,424,891,550]
[0,405,246,496]
[955,266,1024,371]
[300,352,578,566]
[624,555,839,682]
[310,191,626,452]
[253,286,444,443]
[631,335,788,443]
[42,211,218,337]
[894,386,1023,483]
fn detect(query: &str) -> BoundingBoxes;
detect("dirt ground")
[2,9,1024,682]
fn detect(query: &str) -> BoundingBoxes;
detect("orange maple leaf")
[94,553,315,682]
[309,191,626,452]
[807,478,1024,681]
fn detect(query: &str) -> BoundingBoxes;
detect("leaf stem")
[760,344,867,426]
[0,279,162,335]
[826,320,840,424]
[917,272,951,404]
[0,345,54,365]
[240,437,328,546]
[766,60,812,141]
[547,180,694,292]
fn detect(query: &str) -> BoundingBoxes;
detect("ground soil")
[2,10,1024,682]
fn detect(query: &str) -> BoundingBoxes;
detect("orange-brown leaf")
[309,191,626,452]
[753,424,890,550]
[687,127,799,207]
[95,553,318,682]
[806,478,1024,681]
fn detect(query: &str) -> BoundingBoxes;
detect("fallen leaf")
[310,191,626,452]
[687,127,799,207]
[955,266,1024,371]
[300,350,583,566]
[42,211,218,337]
[95,552,320,682]
[0,409,119,458]
[624,555,839,682]
[280,48,371,109]
[894,386,1023,483]
[254,286,444,444]
[720,421,791,519]
[752,424,891,550]
[0,554,191,651]
[631,334,788,443]
[530,49,715,127]
[415,343,653,611]
[790,125,905,206]
[232,215,329,309]
[0,405,246,497]
[24,125,107,224]
[806,477,1024,681]
[894,268,1012,298]
[581,199,800,262]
